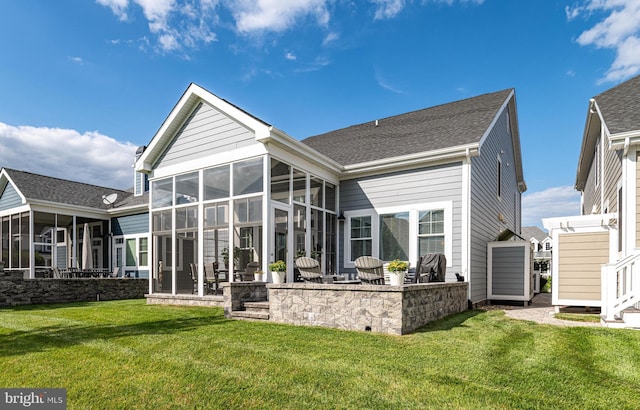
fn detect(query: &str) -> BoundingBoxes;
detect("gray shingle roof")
[594,74,640,135]
[521,226,548,242]
[3,168,134,210]
[301,89,513,166]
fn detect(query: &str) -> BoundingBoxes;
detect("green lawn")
[1,300,639,409]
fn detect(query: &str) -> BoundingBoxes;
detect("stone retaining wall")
[267,282,468,335]
[0,271,148,307]
[223,282,268,316]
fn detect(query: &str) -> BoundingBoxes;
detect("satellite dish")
[102,193,118,206]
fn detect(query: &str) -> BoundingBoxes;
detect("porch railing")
[601,250,640,321]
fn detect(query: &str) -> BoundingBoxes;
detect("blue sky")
[1,0,639,228]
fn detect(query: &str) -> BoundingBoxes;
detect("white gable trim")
[136,83,272,173]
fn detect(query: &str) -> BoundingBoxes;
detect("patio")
[146,280,469,335]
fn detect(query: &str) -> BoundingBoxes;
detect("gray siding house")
[0,168,149,278]
[0,83,526,307]
[544,74,640,326]
[136,83,526,305]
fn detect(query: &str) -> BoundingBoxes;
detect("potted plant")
[254,270,264,282]
[269,260,287,284]
[387,259,408,286]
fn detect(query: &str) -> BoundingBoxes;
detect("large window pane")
[380,212,409,261]
[20,213,30,268]
[233,158,263,196]
[152,178,173,208]
[325,183,336,212]
[33,212,55,269]
[310,177,323,208]
[176,206,198,230]
[176,172,199,204]
[204,165,230,200]
[235,197,262,224]
[294,204,306,258]
[204,202,228,228]
[292,169,306,203]
[271,159,290,204]
[126,238,136,266]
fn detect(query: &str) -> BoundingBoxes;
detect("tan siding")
[557,232,608,301]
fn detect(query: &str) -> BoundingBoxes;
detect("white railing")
[601,251,640,321]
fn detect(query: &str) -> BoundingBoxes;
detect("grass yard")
[1,300,639,409]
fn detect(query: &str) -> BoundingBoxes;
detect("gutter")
[341,144,480,178]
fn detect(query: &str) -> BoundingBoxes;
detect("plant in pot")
[387,259,408,286]
[268,260,287,284]
[254,270,264,282]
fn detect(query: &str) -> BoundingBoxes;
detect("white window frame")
[344,210,377,267]
[344,201,453,268]
[114,233,151,273]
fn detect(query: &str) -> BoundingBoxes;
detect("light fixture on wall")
[338,211,345,221]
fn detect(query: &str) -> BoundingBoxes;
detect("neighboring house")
[543,74,640,326]
[135,83,526,305]
[0,167,150,278]
[0,83,527,307]
[521,225,552,276]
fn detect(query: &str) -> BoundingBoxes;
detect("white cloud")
[0,122,138,190]
[522,186,581,227]
[70,56,84,64]
[98,0,217,53]
[98,0,487,55]
[230,0,330,33]
[285,51,297,60]
[371,0,405,20]
[570,0,640,83]
[96,0,130,20]
[322,31,339,46]
[374,70,407,94]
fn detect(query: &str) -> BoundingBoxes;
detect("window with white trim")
[418,210,445,255]
[380,212,409,260]
[349,215,372,261]
[344,202,453,268]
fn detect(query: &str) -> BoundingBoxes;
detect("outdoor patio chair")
[234,262,257,281]
[354,256,386,285]
[111,266,120,278]
[52,267,62,279]
[189,263,198,293]
[294,257,324,283]
[208,262,227,294]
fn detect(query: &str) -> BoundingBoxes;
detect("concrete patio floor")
[484,293,601,327]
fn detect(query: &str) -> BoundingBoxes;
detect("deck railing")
[601,250,640,321]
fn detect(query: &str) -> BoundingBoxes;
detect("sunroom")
[148,155,340,296]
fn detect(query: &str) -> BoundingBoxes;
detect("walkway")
[485,293,601,327]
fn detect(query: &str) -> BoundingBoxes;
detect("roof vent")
[375,119,379,127]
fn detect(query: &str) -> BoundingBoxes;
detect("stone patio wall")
[0,270,147,307]
[267,282,468,335]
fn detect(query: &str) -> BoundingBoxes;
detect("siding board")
[557,231,608,302]
[339,163,463,279]
[0,183,22,211]
[469,106,522,303]
[155,102,258,169]
[112,213,149,236]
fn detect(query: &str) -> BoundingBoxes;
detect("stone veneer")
[0,270,147,307]
[267,282,468,335]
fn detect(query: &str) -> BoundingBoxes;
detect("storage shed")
[487,240,533,305]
